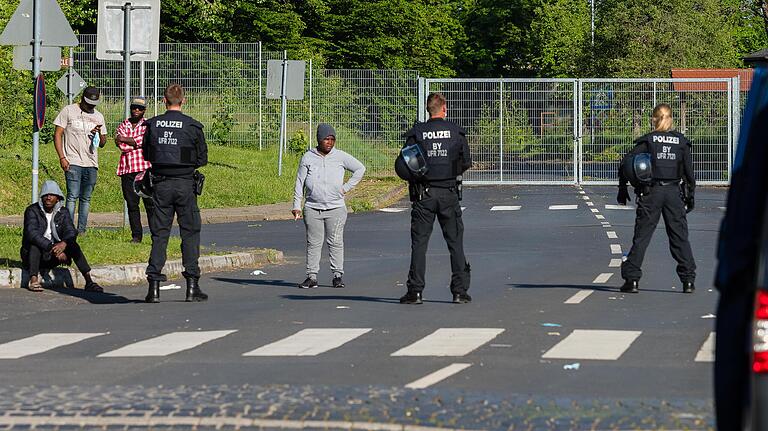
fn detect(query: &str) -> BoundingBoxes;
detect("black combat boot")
[620,280,639,294]
[145,280,160,303]
[185,278,208,302]
[682,282,695,294]
[399,291,423,304]
[452,293,472,304]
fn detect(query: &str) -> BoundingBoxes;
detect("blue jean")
[64,165,98,233]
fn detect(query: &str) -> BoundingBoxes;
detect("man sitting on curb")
[20,180,103,292]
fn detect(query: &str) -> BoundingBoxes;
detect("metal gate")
[425,78,739,185]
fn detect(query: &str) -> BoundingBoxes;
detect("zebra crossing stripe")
[405,363,473,389]
[243,328,371,356]
[490,206,521,211]
[607,231,618,239]
[605,205,634,210]
[391,328,504,357]
[610,244,623,254]
[542,329,642,360]
[379,208,407,213]
[592,273,613,284]
[695,332,715,362]
[609,258,622,268]
[98,330,237,357]
[565,290,594,304]
[549,205,578,210]
[0,333,106,359]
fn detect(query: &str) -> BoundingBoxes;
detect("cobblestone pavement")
[0,385,712,430]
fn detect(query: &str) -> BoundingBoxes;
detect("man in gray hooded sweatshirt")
[21,180,102,292]
[292,124,366,289]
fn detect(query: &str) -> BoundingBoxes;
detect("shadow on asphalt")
[212,277,298,288]
[507,283,683,294]
[47,287,144,304]
[281,294,455,304]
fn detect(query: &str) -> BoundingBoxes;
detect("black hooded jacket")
[21,204,78,253]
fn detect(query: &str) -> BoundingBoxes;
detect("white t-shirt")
[43,212,53,240]
[53,104,107,168]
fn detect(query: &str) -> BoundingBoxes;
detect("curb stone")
[0,249,283,290]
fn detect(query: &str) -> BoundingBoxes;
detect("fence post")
[308,58,313,149]
[417,77,426,122]
[573,80,579,184]
[576,80,583,184]
[258,41,262,150]
[732,75,741,176]
[499,82,504,182]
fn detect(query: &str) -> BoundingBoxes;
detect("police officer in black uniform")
[142,83,208,303]
[397,92,472,305]
[617,103,696,294]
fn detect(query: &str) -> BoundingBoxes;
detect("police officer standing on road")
[142,84,208,303]
[396,92,472,305]
[617,103,696,294]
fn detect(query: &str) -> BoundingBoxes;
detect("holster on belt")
[408,182,426,202]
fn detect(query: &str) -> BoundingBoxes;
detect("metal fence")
[68,36,740,184]
[426,77,739,185]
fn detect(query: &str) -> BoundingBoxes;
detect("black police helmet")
[395,144,428,181]
[633,153,653,184]
[133,170,153,198]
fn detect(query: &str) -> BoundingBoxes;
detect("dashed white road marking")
[579,190,586,194]
[609,258,622,268]
[99,331,237,357]
[601,221,610,225]
[582,196,590,200]
[490,205,521,211]
[590,208,599,213]
[592,273,613,284]
[606,231,618,239]
[605,205,635,210]
[405,363,473,389]
[586,201,595,207]
[602,224,612,228]
[549,205,578,210]
[0,333,106,359]
[542,330,642,360]
[610,244,623,254]
[695,332,715,362]
[392,328,504,357]
[595,214,606,220]
[379,208,408,213]
[243,328,371,356]
[564,290,594,304]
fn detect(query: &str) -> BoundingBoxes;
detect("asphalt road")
[0,185,725,430]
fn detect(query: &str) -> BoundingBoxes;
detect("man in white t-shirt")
[53,86,108,234]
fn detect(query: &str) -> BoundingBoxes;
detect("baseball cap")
[130,96,147,109]
[82,86,101,106]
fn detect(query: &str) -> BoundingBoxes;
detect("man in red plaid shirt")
[115,97,154,243]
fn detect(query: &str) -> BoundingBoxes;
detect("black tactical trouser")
[120,172,155,240]
[406,186,470,295]
[146,177,201,282]
[21,241,91,276]
[620,183,696,282]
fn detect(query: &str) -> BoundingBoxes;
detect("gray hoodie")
[293,148,366,211]
[37,180,65,242]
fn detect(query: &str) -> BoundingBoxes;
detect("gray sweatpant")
[303,206,347,279]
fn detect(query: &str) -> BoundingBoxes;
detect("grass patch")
[345,177,406,212]
[0,226,182,268]
[0,143,301,216]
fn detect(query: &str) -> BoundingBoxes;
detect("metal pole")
[652,81,657,107]
[308,58,312,149]
[258,41,262,150]
[499,82,503,182]
[122,2,132,228]
[67,47,74,105]
[573,80,579,184]
[31,0,41,203]
[153,60,158,116]
[140,60,145,96]
[277,50,287,176]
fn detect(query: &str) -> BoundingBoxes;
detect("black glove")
[685,196,694,213]
[617,186,630,205]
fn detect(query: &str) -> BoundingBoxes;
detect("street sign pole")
[278,51,287,176]
[31,0,41,203]
[67,47,73,104]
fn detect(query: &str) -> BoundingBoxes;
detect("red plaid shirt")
[115,118,152,176]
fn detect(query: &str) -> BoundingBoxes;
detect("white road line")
[98,330,236,357]
[610,244,623,254]
[379,208,408,213]
[695,332,715,362]
[595,214,606,220]
[601,221,610,225]
[243,328,371,356]
[0,333,106,359]
[542,330,642,360]
[592,273,613,284]
[602,224,612,228]
[564,290,594,304]
[405,363,473,389]
[590,208,599,213]
[490,205,521,211]
[606,231,618,239]
[586,201,594,207]
[605,205,635,210]
[392,328,504,357]
[579,190,586,194]
[582,196,590,200]
[549,205,578,210]
[609,258,622,268]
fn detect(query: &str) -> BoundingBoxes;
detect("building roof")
[744,48,768,64]
[670,68,753,91]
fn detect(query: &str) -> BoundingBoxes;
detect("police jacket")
[143,110,208,178]
[403,118,472,187]
[619,130,695,189]
[21,203,77,253]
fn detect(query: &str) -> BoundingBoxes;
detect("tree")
[530,0,591,77]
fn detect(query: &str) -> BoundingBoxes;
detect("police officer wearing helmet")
[617,103,696,294]
[142,83,208,303]
[397,92,472,305]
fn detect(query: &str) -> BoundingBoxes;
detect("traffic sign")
[34,74,45,131]
[0,0,78,47]
[266,60,306,100]
[12,45,61,71]
[96,0,160,61]
[56,70,86,96]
